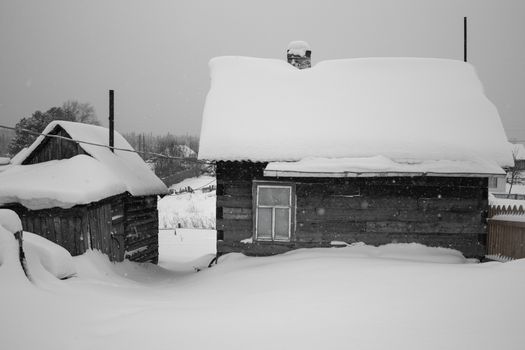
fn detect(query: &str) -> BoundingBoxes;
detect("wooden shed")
[0,121,168,263]
[198,44,513,258]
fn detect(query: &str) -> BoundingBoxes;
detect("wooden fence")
[487,204,525,260]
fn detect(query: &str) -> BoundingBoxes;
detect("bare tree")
[62,100,100,125]
[507,145,523,198]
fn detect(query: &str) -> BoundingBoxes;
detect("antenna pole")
[464,17,467,62]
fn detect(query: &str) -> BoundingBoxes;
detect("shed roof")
[0,121,167,209]
[198,56,513,173]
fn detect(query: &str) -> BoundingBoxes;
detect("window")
[254,183,294,241]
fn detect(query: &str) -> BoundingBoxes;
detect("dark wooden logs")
[216,161,488,257]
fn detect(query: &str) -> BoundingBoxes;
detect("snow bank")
[74,249,174,284]
[0,225,30,286]
[326,242,467,264]
[265,155,504,177]
[0,209,23,233]
[23,232,76,279]
[2,240,525,350]
[199,57,512,168]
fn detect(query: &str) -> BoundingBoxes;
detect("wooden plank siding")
[216,161,488,257]
[487,219,525,259]
[2,193,160,263]
[3,204,89,256]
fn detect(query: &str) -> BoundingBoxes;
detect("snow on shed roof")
[198,56,513,172]
[0,155,127,210]
[0,121,167,209]
[512,143,525,160]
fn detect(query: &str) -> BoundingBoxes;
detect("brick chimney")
[287,41,311,69]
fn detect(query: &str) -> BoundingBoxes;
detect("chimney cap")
[287,41,311,57]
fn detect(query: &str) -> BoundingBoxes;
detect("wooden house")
[0,121,168,263]
[198,42,513,258]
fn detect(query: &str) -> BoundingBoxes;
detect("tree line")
[122,132,202,185]
[4,101,98,156]
[1,102,204,186]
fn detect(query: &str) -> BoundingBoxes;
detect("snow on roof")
[0,155,127,210]
[0,121,167,209]
[264,156,505,178]
[199,56,513,172]
[287,41,311,56]
[512,143,525,160]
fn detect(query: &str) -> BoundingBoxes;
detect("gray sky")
[1,0,524,141]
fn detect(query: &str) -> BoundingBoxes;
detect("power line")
[0,124,207,163]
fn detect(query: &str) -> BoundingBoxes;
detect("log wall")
[216,161,488,258]
[123,195,159,263]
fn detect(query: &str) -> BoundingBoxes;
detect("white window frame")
[254,183,294,242]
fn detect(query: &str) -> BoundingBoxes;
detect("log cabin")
[198,41,513,258]
[0,121,168,263]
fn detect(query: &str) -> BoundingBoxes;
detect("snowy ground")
[158,228,216,269]
[2,236,525,350]
[158,175,215,229]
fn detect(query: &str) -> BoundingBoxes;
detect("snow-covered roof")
[199,56,513,174]
[264,156,505,178]
[0,155,128,210]
[512,143,525,160]
[0,121,167,209]
[287,41,311,56]
[10,147,29,165]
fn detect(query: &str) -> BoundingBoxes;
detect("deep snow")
[1,237,525,350]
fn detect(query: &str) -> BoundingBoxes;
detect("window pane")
[274,208,290,240]
[257,207,272,239]
[258,187,290,206]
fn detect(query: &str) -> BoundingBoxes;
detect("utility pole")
[109,90,115,152]
[464,17,468,62]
